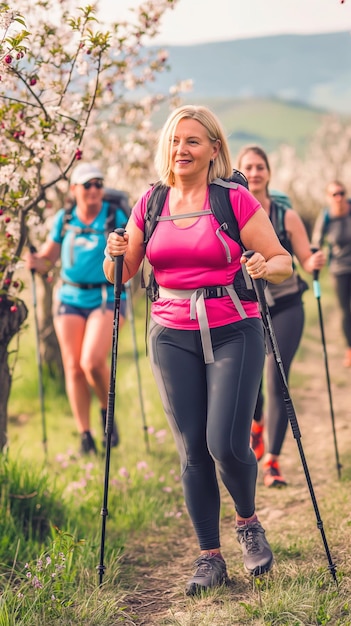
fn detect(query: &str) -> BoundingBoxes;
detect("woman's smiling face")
[171,118,219,180]
[238,150,270,196]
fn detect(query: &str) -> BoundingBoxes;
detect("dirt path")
[117,299,351,625]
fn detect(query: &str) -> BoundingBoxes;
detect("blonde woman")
[104,106,292,594]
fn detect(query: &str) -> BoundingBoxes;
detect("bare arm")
[285,209,326,273]
[25,239,61,275]
[103,215,145,284]
[240,207,293,283]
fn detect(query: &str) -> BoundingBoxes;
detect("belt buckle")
[206,286,219,299]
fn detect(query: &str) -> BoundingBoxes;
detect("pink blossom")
[137,460,148,470]
[143,471,155,480]
[118,467,129,478]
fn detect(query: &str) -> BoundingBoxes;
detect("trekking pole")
[310,247,342,479]
[29,244,48,459]
[125,281,150,453]
[243,251,338,585]
[97,228,125,587]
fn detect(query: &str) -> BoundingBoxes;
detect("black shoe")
[185,554,228,596]
[101,409,119,448]
[80,431,97,455]
[236,520,273,576]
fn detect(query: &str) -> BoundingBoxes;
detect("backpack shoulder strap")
[209,179,241,244]
[144,182,170,245]
[208,168,249,244]
[60,204,75,241]
[270,200,297,262]
[103,188,131,234]
[270,200,286,234]
[270,199,289,237]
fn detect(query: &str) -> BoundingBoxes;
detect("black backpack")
[269,200,291,255]
[60,187,131,240]
[142,169,258,302]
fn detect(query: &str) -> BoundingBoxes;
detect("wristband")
[104,246,114,262]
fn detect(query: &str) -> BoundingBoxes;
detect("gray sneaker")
[236,521,273,576]
[185,554,228,596]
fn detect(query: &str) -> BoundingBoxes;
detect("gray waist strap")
[158,286,247,364]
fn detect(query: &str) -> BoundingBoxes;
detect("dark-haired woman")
[237,146,325,488]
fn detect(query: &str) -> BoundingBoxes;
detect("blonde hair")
[154,105,232,186]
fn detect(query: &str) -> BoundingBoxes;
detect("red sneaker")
[263,459,287,488]
[250,421,264,461]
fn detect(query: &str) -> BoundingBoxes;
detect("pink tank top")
[133,185,261,330]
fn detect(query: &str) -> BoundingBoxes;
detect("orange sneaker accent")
[250,421,264,461]
[263,460,287,488]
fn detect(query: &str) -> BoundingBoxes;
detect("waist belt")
[61,279,114,313]
[62,279,111,290]
[158,285,247,364]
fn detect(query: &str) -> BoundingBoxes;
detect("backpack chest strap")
[156,209,212,222]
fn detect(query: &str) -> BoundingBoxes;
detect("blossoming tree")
[0,0,185,450]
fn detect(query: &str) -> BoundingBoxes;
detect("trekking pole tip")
[328,562,338,586]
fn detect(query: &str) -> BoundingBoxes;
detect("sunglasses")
[82,180,104,190]
[331,190,345,197]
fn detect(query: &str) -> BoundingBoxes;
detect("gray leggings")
[253,300,304,455]
[149,317,265,550]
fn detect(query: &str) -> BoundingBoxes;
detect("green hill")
[153,97,327,156]
[152,32,351,114]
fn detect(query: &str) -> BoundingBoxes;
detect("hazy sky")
[97,0,351,45]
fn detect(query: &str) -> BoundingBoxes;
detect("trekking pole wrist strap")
[104,245,114,262]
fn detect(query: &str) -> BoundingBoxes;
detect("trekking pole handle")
[29,244,37,275]
[242,249,255,260]
[310,246,320,281]
[113,228,126,295]
[242,249,266,300]
[113,228,126,261]
[242,249,260,275]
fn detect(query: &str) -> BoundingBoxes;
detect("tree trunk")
[36,274,64,381]
[0,297,28,452]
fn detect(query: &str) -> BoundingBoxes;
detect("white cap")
[70,162,104,185]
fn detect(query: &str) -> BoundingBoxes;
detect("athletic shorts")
[55,300,127,320]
